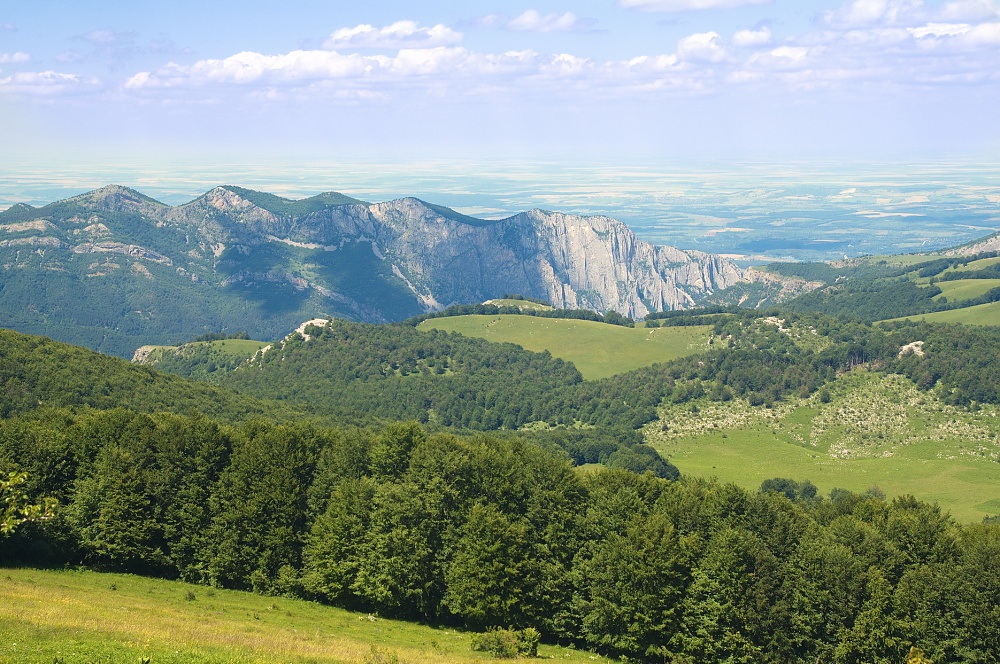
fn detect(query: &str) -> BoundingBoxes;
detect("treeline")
[886,321,1000,405]
[917,251,999,279]
[2,409,997,663]
[403,303,635,327]
[785,278,946,321]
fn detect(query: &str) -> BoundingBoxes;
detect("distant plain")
[3,160,998,262]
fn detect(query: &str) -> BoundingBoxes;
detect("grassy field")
[943,256,1000,274]
[931,278,1000,302]
[0,568,607,664]
[890,300,1000,326]
[645,371,1000,522]
[419,315,713,380]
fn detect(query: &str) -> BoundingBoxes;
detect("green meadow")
[0,569,605,664]
[891,300,1000,326]
[646,371,1000,522]
[932,278,1000,302]
[418,315,712,380]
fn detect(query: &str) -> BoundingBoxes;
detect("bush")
[470,627,540,658]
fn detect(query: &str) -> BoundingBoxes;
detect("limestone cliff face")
[240,198,747,318]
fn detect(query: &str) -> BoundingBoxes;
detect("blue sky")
[2,0,1000,164]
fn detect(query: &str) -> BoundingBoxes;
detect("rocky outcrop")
[945,231,1000,256]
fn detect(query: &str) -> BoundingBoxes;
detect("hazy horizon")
[3,157,998,262]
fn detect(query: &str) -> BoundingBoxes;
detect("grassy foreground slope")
[419,315,712,380]
[646,371,1000,522]
[0,569,601,664]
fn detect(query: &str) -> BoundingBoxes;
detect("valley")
[4,186,1000,664]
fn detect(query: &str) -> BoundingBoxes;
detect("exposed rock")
[72,241,172,265]
[946,231,1000,256]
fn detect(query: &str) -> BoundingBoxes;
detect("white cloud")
[0,52,30,64]
[323,21,461,50]
[747,46,812,69]
[677,31,728,62]
[506,10,593,32]
[114,1,1000,106]
[618,0,771,10]
[124,47,560,91]
[940,0,1000,21]
[0,23,15,32]
[733,26,773,47]
[824,0,924,27]
[0,70,95,95]
[908,22,972,38]
[963,21,1000,43]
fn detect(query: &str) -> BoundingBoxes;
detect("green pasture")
[943,255,1000,274]
[890,300,1000,326]
[419,315,713,380]
[0,568,605,664]
[932,278,1000,302]
[646,371,1000,522]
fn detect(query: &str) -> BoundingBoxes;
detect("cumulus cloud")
[110,0,1000,107]
[0,52,30,64]
[618,0,771,11]
[323,21,461,49]
[123,47,561,91]
[908,22,973,38]
[506,11,594,32]
[0,70,96,95]
[733,26,773,47]
[746,45,812,69]
[677,31,728,62]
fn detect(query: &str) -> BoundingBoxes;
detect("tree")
[1,471,56,537]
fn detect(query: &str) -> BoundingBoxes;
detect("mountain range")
[1,184,763,356]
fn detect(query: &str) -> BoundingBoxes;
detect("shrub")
[470,627,540,658]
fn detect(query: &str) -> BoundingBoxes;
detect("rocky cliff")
[156,186,745,318]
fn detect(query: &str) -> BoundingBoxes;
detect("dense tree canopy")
[2,408,997,663]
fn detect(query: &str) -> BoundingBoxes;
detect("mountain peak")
[193,185,365,216]
[71,185,167,212]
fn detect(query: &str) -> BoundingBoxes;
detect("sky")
[2,0,1000,165]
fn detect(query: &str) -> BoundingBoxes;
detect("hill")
[0,327,291,422]
[419,314,712,380]
[646,370,1000,522]
[0,184,745,357]
[779,251,1000,323]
